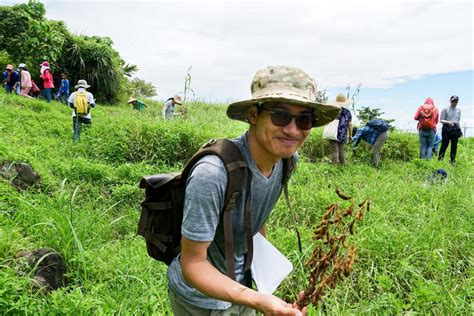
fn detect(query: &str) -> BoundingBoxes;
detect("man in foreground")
[167,65,340,315]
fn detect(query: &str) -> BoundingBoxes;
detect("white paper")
[250,233,293,294]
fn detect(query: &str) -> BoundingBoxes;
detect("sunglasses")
[259,105,314,130]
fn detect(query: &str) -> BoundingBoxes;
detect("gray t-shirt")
[167,133,296,310]
[440,106,461,127]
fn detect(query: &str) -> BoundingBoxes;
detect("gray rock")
[16,248,66,293]
[0,161,41,190]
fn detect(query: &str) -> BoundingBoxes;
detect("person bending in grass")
[68,80,95,141]
[167,65,340,315]
[352,119,389,167]
[127,97,147,110]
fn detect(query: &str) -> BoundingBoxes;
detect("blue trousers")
[43,88,52,103]
[418,129,435,160]
[72,116,91,141]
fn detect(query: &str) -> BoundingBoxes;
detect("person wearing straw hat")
[162,95,182,119]
[327,93,353,165]
[68,80,95,141]
[127,97,147,111]
[167,65,339,315]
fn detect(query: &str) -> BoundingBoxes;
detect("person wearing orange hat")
[2,64,20,94]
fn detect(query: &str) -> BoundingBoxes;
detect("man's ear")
[246,105,258,124]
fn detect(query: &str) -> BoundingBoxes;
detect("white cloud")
[5,0,472,102]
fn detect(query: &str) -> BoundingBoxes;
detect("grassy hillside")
[0,92,472,315]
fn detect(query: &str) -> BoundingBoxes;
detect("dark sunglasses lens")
[296,115,313,130]
[271,111,292,127]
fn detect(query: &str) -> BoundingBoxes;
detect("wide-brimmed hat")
[18,63,27,69]
[75,79,91,89]
[5,64,13,70]
[173,95,182,105]
[328,93,352,107]
[226,65,341,127]
[40,61,49,67]
[127,97,137,104]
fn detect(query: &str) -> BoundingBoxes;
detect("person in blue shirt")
[55,73,70,104]
[432,134,442,156]
[352,119,389,167]
[2,64,20,94]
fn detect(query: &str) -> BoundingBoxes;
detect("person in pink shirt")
[39,61,54,103]
[414,97,439,160]
[18,63,32,97]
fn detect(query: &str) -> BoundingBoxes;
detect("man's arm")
[180,237,302,315]
[352,128,363,148]
[413,106,420,120]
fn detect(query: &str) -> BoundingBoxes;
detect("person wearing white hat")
[162,95,182,119]
[327,93,353,165]
[18,63,32,97]
[167,65,339,315]
[39,61,54,103]
[68,80,95,141]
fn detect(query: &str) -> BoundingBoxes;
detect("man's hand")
[449,121,454,127]
[256,293,305,315]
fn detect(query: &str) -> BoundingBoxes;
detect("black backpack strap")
[182,139,252,280]
[281,157,302,252]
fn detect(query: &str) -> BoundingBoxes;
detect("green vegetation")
[0,93,472,315]
[0,0,154,103]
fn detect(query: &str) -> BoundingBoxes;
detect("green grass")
[0,92,473,315]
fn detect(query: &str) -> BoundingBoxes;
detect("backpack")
[418,104,436,130]
[74,92,89,116]
[137,138,296,280]
[30,80,40,95]
[366,119,389,133]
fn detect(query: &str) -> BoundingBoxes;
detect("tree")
[356,106,395,126]
[129,78,157,98]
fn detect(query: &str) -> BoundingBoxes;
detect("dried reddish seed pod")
[296,195,369,309]
[336,187,352,200]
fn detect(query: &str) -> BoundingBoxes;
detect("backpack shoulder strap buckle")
[202,139,217,148]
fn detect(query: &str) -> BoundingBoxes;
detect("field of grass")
[0,92,472,315]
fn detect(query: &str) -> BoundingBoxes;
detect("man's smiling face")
[252,102,313,160]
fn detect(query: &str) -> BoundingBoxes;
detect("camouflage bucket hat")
[227,65,341,127]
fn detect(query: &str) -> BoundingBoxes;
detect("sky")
[5,0,474,135]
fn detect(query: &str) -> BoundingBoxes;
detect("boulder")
[16,248,66,293]
[0,161,40,190]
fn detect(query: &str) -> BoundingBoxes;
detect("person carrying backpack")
[414,97,439,160]
[163,65,339,315]
[68,80,95,141]
[352,119,389,167]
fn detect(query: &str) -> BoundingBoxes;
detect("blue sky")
[328,70,473,134]
[5,0,473,135]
